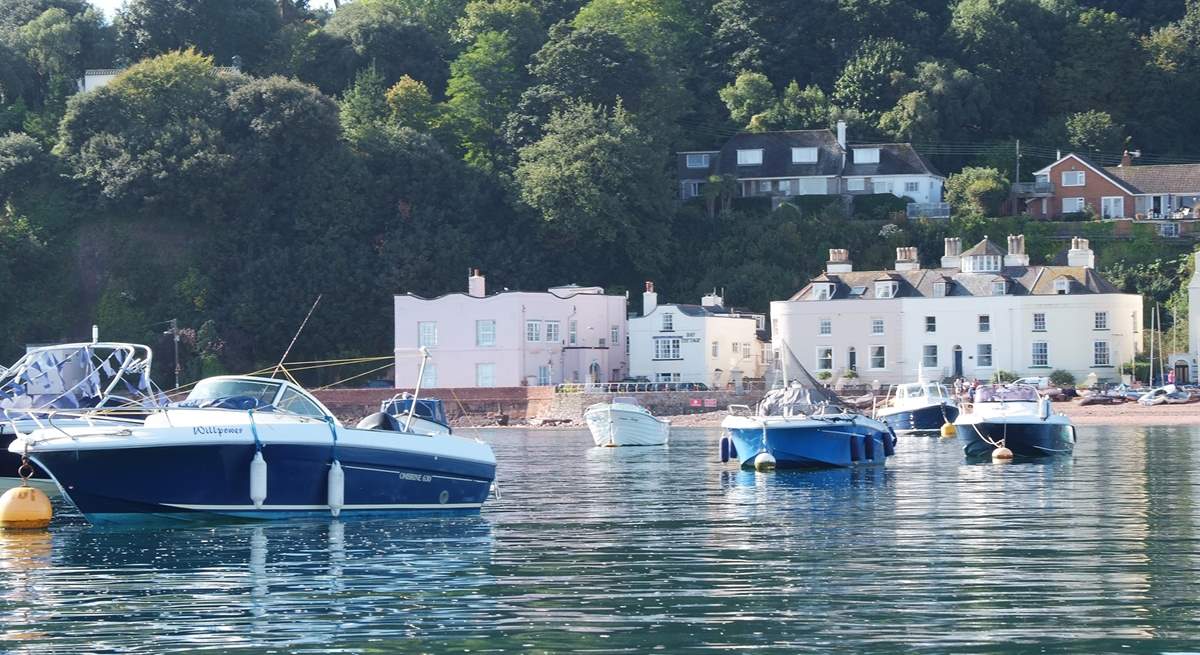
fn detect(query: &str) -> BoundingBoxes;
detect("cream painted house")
[393,271,627,388]
[628,283,767,388]
[772,237,1143,386]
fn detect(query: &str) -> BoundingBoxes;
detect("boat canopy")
[0,342,161,411]
[381,395,449,427]
[897,383,951,401]
[974,384,1038,403]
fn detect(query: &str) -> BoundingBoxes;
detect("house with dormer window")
[770,236,1143,385]
[676,121,945,206]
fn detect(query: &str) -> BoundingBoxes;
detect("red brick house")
[1016,153,1200,220]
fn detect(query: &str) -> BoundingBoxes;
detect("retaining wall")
[312,387,763,424]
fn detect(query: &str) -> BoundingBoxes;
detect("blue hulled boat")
[956,383,1075,458]
[10,375,496,523]
[721,384,896,470]
[875,382,959,434]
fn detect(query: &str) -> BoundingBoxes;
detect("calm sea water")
[2,426,1200,653]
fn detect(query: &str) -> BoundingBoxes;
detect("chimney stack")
[1067,237,1095,268]
[1120,150,1133,167]
[836,120,847,148]
[701,290,724,308]
[1004,234,1029,267]
[941,237,962,269]
[895,246,920,271]
[827,248,853,274]
[468,268,486,297]
[643,280,658,315]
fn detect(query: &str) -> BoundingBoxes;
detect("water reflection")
[1,426,1200,652]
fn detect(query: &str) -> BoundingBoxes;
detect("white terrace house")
[770,236,1143,386]
[393,270,627,388]
[677,120,946,216]
[628,283,768,388]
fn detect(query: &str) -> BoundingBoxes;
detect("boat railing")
[727,404,753,417]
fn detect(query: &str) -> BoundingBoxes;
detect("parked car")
[1013,376,1049,389]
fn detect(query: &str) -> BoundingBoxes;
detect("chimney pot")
[836,120,847,148]
[468,269,486,297]
[643,281,658,315]
[826,248,853,273]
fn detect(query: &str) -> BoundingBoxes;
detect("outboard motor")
[356,411,401,431]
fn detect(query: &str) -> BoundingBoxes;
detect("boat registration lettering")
[192,426,245,436]
[398,472,432,483]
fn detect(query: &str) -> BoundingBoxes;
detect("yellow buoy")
[940,423,957,438]
[992,446,1014,462]
[0,485,52,529]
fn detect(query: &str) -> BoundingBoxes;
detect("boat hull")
[877,403,959,433]
[957,420,1076,458]
[30,442,495,524]
[724,415,895,469]
[585,406,669,446]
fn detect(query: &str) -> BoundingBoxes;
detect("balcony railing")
[1012,181,1054,195]
[907,202,951,219]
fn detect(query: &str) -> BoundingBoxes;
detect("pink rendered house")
[393,271,629,388]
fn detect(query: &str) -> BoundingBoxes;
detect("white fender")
[327,460,344,517]
[1039,396,1051,420]
[250,451,267,509]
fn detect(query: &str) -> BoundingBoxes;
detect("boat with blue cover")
[1,342,164,493]
[9,375,496,523]
[955,383,1075,458]
[721,383,896,470]
[380,393,452,436]
[875,382,959,434]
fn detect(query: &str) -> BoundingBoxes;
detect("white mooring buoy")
[250,451,268,509]
[993,446,1014,462]
[327,460,344,517]
[753,452,777,472]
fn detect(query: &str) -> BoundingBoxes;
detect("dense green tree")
[573,0,699,67]
[445,31,524,169]
[116,0,282,68]
[832,37,912,119]
[323,0,452,93]
[1047,9,1140,119]
[338,64,390,143]
[453,0,545,56]
[516,102,670,281]
[1065,110,1124,157]
[386,75,441,131]
[56,49,235,207]
[945,166,1009,216]
[718,70,774,127]
[504,23,652,147]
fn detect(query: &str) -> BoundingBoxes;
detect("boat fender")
[849,434,865,463]
[993,446,1014,462]
[753,452,776,471]
[883,428,896,456]
[250,451,268,509]
[1039,397,1051,420]
[327,460,344,517]
[719,436,731,463]
[864,433,876,461]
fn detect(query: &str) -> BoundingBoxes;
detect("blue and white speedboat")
[956,383,1075,458]
[875,382,959,434]
[9,375,496,523]
[720,384,895,470]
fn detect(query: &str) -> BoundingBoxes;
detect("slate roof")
[792,265,1120,301]
[842,143,943,177]
[961,237,1005,257]
[1104,163,1200,195]
[713,130,844,178]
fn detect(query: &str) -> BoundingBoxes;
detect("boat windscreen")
[187,379,281,407]
[974,385,1037,403]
